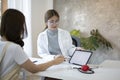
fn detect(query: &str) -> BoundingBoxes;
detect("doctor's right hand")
[53,55,65,65]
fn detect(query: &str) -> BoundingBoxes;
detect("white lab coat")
[37,28,76,58]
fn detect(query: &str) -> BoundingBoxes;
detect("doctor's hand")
[53,55,65,65]
[76,47,85,50]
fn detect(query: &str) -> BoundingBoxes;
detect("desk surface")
[99,60,120,68]
[31,58,120,80]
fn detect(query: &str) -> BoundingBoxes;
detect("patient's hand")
[54,55,62,59]
[53,55,65,65]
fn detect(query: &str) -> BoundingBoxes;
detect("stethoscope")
[73,65,95,74]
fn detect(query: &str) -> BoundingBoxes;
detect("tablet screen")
[69,50,92,66]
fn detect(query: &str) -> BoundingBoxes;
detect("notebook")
[69,50,93,66]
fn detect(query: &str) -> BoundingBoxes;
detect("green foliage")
[70,29,112,51]
[70,29,81,38]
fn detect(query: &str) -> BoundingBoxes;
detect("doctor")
[37,9,82,59]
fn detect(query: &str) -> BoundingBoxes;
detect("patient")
[0,9,65,80]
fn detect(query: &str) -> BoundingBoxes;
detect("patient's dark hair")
[0,9,28,47]
[44,9,59,29]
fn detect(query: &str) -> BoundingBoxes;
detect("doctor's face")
[46,16,59,30]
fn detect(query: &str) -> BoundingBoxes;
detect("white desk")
[31,58,120,80]
[99,60,120,68]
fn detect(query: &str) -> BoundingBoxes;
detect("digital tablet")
[69,50,93,66]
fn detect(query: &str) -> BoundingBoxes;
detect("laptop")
[69,50,93,66]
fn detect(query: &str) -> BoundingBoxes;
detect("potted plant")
[70,29,112,50]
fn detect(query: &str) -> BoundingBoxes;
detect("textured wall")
[54,0,120,64]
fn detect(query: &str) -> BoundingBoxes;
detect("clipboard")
[69,50,93,66]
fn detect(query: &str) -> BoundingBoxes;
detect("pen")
[73,67,81,69]
[33,60,38,63]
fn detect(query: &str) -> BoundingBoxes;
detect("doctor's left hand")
[76,47,85,50]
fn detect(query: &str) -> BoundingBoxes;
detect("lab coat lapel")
[58,28,66,56]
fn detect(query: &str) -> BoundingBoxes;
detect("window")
[8,0,32,57]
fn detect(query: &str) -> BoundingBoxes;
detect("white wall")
[54,0,120,64]
[31,0,53,57]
